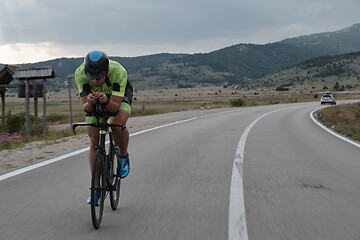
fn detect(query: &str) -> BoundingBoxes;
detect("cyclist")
[75,50,133,205]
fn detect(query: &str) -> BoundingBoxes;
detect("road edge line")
[310,108,360,149]
[0,148,90,181]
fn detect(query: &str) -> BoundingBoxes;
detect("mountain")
[6,53,188,91]
[128,43,311,89]
[280,23,360,55]
[130,24,360,88]
[18,53,188,77]
[0,54,188,75]
[247,51,360,91]
[2,23,360,90]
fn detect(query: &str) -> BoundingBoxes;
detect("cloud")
[0,0,359,63]
[1,0,358,44]
[0,42,75,64]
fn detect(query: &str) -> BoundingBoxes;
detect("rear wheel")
[91,149,106,229]
[109,142,121,210]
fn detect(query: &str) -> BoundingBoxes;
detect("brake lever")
[72,124,79,135]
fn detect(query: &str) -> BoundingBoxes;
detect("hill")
[130,24,360,89]
[19,53,188,77]
[2,23,360,91]
[247,51,360,92]
[2,53,187,91]
[280,24,360,55]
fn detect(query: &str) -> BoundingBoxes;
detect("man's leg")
[110,109,130,156]
[110,108,130,178]
[86,126,101,204]
[87,126,99,172]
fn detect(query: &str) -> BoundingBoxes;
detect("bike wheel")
[91,149,106,229]
[109,142,121,210]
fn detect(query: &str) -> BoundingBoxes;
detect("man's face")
[86,69,107,87]
[91,76,106,87]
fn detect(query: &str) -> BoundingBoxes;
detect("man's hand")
[87,92,108,104]
[87,93,98,104]
[97,93,108,104]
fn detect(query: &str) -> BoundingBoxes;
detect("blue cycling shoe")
[118,154,130,179]
[87,189,100,206]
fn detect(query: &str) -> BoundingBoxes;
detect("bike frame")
[72,116,126,190]
[72,102,126,229]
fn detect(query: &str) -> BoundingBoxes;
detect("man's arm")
[83,92,123,113]
[105,95,123,113]
[81,93,98,113]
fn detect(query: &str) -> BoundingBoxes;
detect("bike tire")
[91,149,106,229]
[109,142,121,210]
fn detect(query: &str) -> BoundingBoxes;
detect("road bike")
[73,102,126,229]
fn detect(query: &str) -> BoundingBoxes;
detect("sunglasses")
[86,71,106,80]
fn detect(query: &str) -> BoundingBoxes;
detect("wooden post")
[42,79,47,133]
[34,97,38,124]
[33,81,38,124]
[25,80,30,137]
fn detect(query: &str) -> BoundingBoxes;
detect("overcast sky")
[1,0,360,64]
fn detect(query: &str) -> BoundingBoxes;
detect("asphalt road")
[1,102,359,240]
[244,102,360,240]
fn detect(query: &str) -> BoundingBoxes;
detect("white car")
[320,93,336,105]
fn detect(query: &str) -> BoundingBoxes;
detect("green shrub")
[230,98,246,107]
[6,112,25,133]
[46,113,67,123]
[0,141,12,149]
[177,83,193,88]
[276,87,290,91]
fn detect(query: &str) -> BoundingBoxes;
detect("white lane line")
[228,104,359,239]
[0,110,238,182]
[130,117,198,136]
[229,108,284,240]
[310,108,360,149]
[0,148,90,181]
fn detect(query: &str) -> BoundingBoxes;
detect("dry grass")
[0,127,86,150]
[316,102,360,141]
[2,87,360,150]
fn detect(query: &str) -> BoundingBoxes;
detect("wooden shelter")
[0,65,55,136]
[0,65,21,127]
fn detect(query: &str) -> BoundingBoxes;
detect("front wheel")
[91,149,106,229]
[109,142,121,210]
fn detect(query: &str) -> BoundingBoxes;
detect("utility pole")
[65,76,73,129]
[25,79,30,137]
